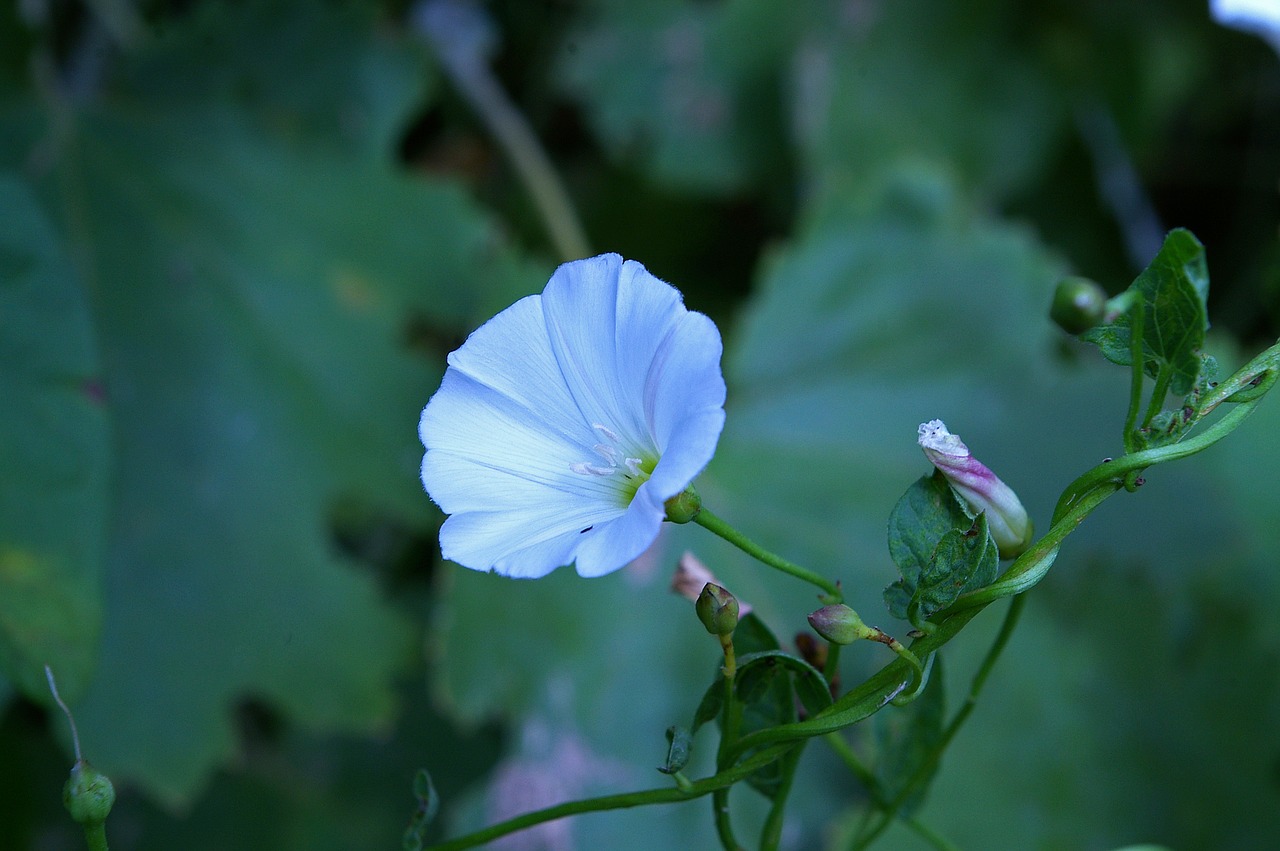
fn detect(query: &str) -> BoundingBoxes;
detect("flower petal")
[420,253,726,578]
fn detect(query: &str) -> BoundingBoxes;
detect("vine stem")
[417,1,591,262]
[694,507,841,601]
[422,744,797,851]
[849,596,1026,850]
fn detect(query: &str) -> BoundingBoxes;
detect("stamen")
[625,457,645,476]
[593,443,619,464]
[570,462,615,476]
[593,423,620,442]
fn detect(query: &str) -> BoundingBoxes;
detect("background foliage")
[2,0,1278,848]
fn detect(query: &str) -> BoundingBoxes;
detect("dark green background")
[2,1,1278,848]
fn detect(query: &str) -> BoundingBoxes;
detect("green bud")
[63,761,115,824]
[1050,276,1108,334]
[807,604,875,645]
[664,486,702,524]
[695,583,739,636]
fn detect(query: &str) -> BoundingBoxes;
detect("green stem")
[82,822,109,851]
[759,743,806,851]
[902,816,961,851]
[714,636,744,851]
[850,596,1026,850]
[421,5,591,262]
[824,732,880,799]
[1141,369,1171,431]
[694,508,841,601]
[424,745,797,851]
[1122,295,1146,453]
[1197,338,1280,415]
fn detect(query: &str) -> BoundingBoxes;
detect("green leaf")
[556,0,806,194]
[7,5,539,805]
[1082,228,1210,396]
[873,656,945,817]
[799,0,1061,204]
[0,175,107,703]
[886,472,995,626]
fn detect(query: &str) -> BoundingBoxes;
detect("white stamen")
[625,457,645,476]
[570,462,615,476]
[593,443,618,464]
[593,423,620,442]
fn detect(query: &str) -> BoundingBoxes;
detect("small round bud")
[807,604,875,645]
[664,486,702,524]
[63,761,115,824]
[1050,276,1107,334]
[695,583,739,636]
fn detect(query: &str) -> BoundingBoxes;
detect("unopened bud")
[807,604,875,645]
[918,420,1033,559]
[1050,276,1107,334]
[63,761,115,824]
[695,583,739,636]
[671,552,752,615]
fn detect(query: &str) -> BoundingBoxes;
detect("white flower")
[1211,0,1280,56]
[419,254,727,578]
[918,419,1032,559]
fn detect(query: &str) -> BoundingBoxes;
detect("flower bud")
[671,552,752,615]
[664,486,702,524]
[63,761,115,824]
[807,604,875,645]
[918,419,1033,559]
[1050,276,1107,334]
[695,583,739,636]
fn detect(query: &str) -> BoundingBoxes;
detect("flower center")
[570,423,656,503]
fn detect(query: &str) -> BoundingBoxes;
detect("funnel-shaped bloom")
[420,254,726,578]
[918,419,1032,559]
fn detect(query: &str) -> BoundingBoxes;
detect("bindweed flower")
[918,419,1032,559]
[1211,0,1280,56]
[419,254,727,578]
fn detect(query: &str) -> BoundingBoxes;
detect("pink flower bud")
[918,420,1032,559]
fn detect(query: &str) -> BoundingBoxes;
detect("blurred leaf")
[1,3,541,807]
[114,0,433,159]
[796,0,1061,204]
[873,655,945,817]
[0,175,107,702]
[1083,228,1210,396]
[557,0,805,194]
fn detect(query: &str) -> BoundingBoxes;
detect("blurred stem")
[420,3,590,262]
[825,732,879,797]
[694,508,841,601]
[849,597,1026,850]
[759,743,806,851]
[714,634,744,851]
[423,744,796,851]
[82,823,109,851]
